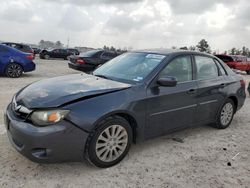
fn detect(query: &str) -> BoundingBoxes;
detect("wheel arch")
[228,95,238,113]
[93,110,138,143]
[4,61,24,73]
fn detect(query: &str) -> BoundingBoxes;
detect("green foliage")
[39,40,64,49]
[196,39,211,53]
[228,47,250,57]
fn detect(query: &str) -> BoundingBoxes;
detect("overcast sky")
[0,0,249,51]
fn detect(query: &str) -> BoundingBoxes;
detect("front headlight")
[30,110,70,126]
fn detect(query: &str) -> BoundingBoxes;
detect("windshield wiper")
[94,74,111,80]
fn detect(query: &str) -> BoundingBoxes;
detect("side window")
[92,51,103,58]
[214,59,227,76]
[195,56,219,80]
[60,49,67,53]
[159,56,192,83]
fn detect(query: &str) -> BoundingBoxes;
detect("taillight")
[26,54,34,61]
[76,59,85,64]
[240,79,245,87]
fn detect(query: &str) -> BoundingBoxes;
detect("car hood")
[16,74,131,109]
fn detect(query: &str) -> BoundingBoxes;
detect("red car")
[215,54,250,74]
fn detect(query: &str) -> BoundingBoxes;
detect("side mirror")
[157,76,177,87]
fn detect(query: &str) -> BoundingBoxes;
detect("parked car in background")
[68,49,119,72]
[32,47,41,55]
[0,44,35,78]
[67,48,80,55]
[2,42,34,55]
[215,54,250,74]
[4,49,245,167]
[40,48,74,60]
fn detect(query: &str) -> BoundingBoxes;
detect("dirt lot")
[0,58,250,188]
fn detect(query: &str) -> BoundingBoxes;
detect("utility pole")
[67,35,70,48]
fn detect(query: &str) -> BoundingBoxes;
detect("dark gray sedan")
[4,49,246,168]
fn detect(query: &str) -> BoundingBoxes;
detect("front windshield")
[93,52,166,83]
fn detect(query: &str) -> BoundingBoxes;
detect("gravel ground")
[0,58,250,188]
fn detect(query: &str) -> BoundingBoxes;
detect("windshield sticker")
[133,77,143,82]
[146,54,166,60]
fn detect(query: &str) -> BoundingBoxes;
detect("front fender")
[64,88,147,142]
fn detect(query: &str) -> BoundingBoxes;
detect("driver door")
[145,55,198,139]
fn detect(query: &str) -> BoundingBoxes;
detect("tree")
[39,40,45,48]
[229,47,236,55]
[196,39,211,53]
[242,46,249,56]
[189,46,196,51]
[110,46,116,51]
[103,45,109,50]
[55,41,63,48]
[235,49,241,55]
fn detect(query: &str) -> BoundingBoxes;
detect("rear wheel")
[5,63,23,78]
[213,99,235,129]
[86,116,132,168]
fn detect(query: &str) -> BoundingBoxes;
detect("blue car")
[0,44,35,78]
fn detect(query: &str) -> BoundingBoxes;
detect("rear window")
[214,59,227,76]
[101,52,117,58]
[80,50,103,57]
[195,56,219,80]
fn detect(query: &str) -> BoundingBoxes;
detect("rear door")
[146,55,198,138]
[51,49,59,58]
[194,55,227,123]
[59,49,67,58]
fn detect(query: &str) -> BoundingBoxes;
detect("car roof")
[0,44,24,53]
[2,42,27,46]
[133,48,214,57]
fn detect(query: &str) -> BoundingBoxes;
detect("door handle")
[187,89,197,94]
[220,83,226,88]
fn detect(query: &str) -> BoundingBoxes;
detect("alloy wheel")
[220,103,234,126]
[6,64,23,78]
[95,125,128,163]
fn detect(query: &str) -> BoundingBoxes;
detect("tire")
[86,116,132,168]
[44,54,50,59]
[213,98,235,129]
[5,63,23,78]
[246,70,250,75]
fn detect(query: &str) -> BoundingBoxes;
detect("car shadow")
[7,124,216,169]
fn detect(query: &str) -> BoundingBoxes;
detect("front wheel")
[44,54,50,59]
[246,70,250,75]
[5,63,23,78]
[214,99,235,129]
[86,116,132,168]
